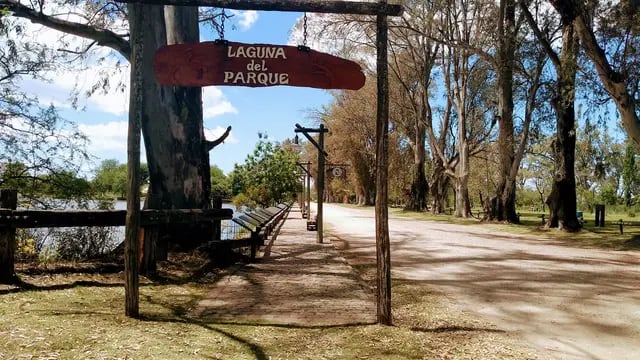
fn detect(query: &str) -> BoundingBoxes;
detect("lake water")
[26,200,240,251]
[112,200,240,241]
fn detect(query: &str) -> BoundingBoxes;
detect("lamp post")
[295,123,328,243]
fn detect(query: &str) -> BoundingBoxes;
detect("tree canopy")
[230,134,300,208]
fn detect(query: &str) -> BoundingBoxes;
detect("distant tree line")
[294,0,640,230]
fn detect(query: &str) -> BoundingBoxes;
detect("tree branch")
[0,0,131,60]
[560,2,640,148]
[519,0,561,70]
[205,125,231,151]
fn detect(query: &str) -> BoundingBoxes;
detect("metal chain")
[220,8,226,40]
[302,12,308,47]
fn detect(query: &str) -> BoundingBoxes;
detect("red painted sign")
[153,41,366,90]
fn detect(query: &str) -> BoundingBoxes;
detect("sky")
[19,9,335,177]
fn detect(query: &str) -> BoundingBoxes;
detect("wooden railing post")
[212,196,222,240]
[250,230,258,261]
[0,189,18,284]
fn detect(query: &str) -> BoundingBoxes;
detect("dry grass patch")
[1,253,539,360]
[386,206,640,250]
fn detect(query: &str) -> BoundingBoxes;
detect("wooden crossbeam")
[117,0,403,16]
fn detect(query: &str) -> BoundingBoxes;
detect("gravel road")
[322,204,640,360]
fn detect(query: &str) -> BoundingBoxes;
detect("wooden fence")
[0,189,232,283]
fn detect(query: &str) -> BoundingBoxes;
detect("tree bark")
[494,0,519,223]
[521,1,580,230]
[375,7,392,326]
[547,19,580,231]
[404,126,428,212]
[454,140,471,218]
[137,5,211,259]
[124,1,147,317]
[429,165,449,215]
[0,189,18,284]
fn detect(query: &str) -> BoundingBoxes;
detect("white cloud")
[204,126,238,144]
[78,121,128,153]
[14,18,130,115]
[203,87,238,118]
[230,10,259,31]
[78,120,147,168]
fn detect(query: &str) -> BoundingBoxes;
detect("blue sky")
[20,10,333,176]
[202,11,332,174]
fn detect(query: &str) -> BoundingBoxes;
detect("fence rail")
[204,203,291,260]
[0,208,233,228]
[0,187,291,283]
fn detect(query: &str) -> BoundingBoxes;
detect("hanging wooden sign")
[327,165,347,179]
[153,41,366,90]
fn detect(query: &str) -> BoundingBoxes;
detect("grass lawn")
[386,207,640,250]
[0,257,536,359]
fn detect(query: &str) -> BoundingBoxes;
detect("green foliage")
[622,141,638,206]
[229,135,299,207]
[210,165,231,198]
[598,184,619,205]
[231,192,257,210]
[0,17,91,201]
[515,188,541,209]
[0,161,93,202]
[41,171,92,199]
[91,159,148,198]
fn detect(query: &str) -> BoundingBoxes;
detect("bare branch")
[519,0,561,69]
[0,0,131,60]
[205,125,232,151]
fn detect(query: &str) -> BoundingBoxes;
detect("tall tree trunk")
[429,159,448,214]
[547,20,580,231]
[455,140,471,218]
[136,5,210,261]
[452,54,471,218]
[405,124,428,212]
[494,0,519,223]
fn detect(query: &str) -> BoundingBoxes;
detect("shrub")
[54,226,118,261]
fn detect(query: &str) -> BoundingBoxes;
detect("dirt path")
[193,208,375,326]
[322,204,640,360]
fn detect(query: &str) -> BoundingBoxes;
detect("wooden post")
[250,231,258,261]
[212,196,222,240]
[595,204,605,227]
[124,2,144,318]
[0,189,18,284]
[306,161,311,220]
[375,0,392,325]
[119,0,403,16]
[140,188,155,274]
[619,219,624,234]
[317,124,325,244]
